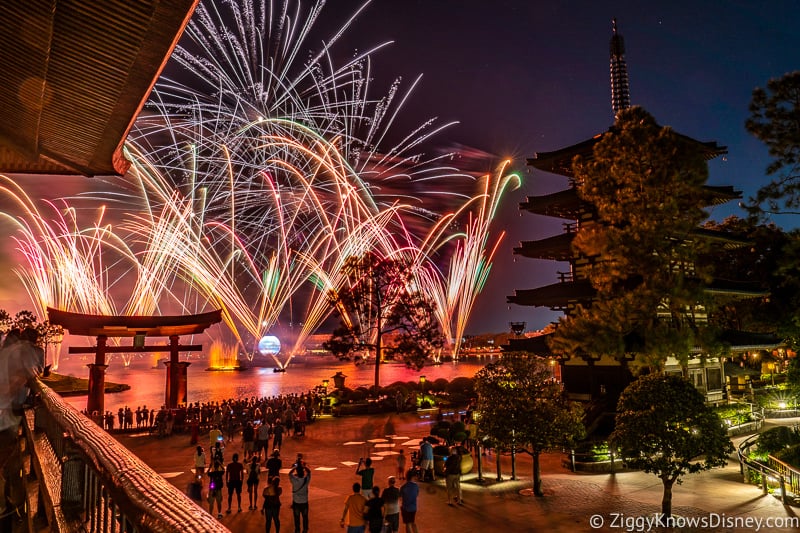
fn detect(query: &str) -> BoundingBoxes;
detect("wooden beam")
[68,344,203,354]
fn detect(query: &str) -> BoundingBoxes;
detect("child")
[396,449,407,480]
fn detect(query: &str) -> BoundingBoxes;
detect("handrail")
[22,379,230,533]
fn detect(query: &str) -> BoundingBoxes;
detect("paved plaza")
[116,414,800,532]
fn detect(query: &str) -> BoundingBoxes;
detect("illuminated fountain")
[206,340,243,371]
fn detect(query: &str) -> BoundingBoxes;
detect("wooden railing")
[737,433,797,505]
[17,380,230,533]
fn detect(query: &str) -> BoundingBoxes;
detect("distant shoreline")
[41,373,131,397]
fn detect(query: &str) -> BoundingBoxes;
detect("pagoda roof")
[503,334,553,355]
[705,279,769,298]
[720,329,782,352]
[508,280,595,308]
[693,227,751,249]
[527,128,727,178]
[47,307,222,337]
[520,188,588,219]
[522,185,740,220]
[0,1,198,177]
[514,232,575,261]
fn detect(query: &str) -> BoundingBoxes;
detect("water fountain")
[206,340,244,371]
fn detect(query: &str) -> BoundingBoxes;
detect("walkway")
[116,413,800,532]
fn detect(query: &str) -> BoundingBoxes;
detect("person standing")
[364,485,385,533]
[356,457,375,499]
[256,421,271,460]
[418,439,434,482]
[399,470,419,533]
[207,459,225,519]
[262,475,282,533]
[209,424,224,448]
[246,455,261,510]
[396,450,406,481]
[194,445,207,479]
[289,463,311,533]
[381,477,401,533]
[242,421,256,460]
[444,448,462,506]
[272,421,284,450]
[225,453,245,513]
[266,449,282,483]
[340,482,367,533]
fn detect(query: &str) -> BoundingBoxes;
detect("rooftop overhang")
[508,280,595,308]
[47,307,222,337]
[0,0,198,177]
[527,128,727,179]
[519,188,587,219]
[514,232,575,261]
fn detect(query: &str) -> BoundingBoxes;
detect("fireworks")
[1,0,518,367]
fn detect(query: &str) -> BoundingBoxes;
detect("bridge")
[2,379,229,533]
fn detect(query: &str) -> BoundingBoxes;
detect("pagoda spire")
[609,18,631,117]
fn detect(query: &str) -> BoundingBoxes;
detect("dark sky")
[328,0,800,334]
[2,0,799,337]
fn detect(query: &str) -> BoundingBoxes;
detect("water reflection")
[57,353,496,413]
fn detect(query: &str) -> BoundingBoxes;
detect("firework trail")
[5,0,519,372]
[417,161,521,359]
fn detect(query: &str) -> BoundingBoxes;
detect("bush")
[446,377,475,397]
[432,378,449,393]
[756,426,800,455]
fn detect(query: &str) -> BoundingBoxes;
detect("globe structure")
[258,335,281,356]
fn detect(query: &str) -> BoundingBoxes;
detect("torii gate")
[47,307,222,415]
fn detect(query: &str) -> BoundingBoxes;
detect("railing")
[737,433,796,505]
[18,379,230,533]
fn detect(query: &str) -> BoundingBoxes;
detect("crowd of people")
[85,388,470,532]
[85,390,321,440]
[187,409,465,533]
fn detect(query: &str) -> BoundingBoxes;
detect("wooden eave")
[47,307,222,337]
[519,188,587,219]
[692,227,751,249]
[704,280,769,298]
[720,329,782,352]
[527,128,727,178]
[508,280,595,308]
[0,0,198,177]
[514,232,575,261]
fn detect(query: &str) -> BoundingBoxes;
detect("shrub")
[756,426,800,455]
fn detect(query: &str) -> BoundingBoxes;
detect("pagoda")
[507,20,776,405]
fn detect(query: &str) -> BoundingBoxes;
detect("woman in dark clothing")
[364,485,385,533]
[262,475,282,533]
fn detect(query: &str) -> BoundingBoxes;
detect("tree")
[474,355,585,496]
[324,252,444,388]
[611,373,733,518]
[745,71,800,215]
[549,106,720,371]
[702,217,800,350]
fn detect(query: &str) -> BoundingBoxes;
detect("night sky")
[336,0,800,334]
[2,0,799,337]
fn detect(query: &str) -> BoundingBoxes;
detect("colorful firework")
[2,0,519,371]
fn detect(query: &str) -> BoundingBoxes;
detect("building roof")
[508,280,596,309]
[47,307,222,337]
[526,129,727,178]
[521,185,741,220]
[0,0,198,177]
[514,232,575,261]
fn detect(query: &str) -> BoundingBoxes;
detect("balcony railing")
[16,379,230,533]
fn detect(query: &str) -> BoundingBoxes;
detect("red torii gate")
[47,307,222,415]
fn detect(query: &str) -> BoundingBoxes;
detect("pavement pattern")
[115,413,800,533]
